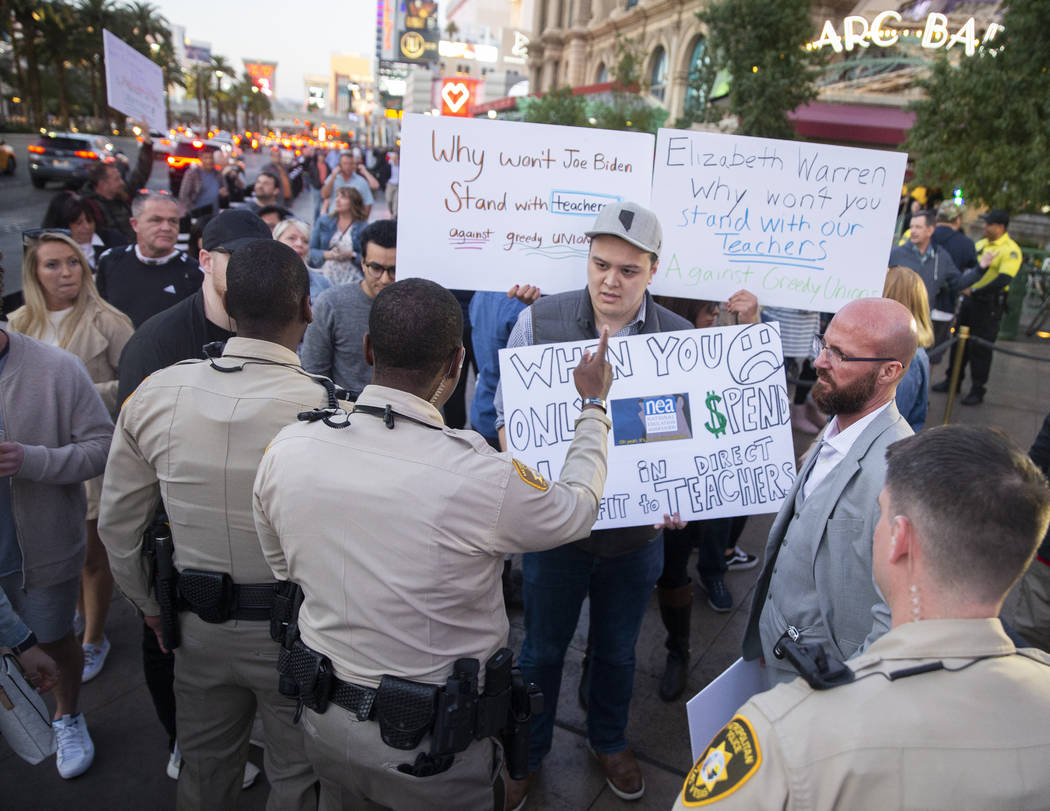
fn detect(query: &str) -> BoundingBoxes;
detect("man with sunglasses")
[742,297,918,688]
[300,218,396,399]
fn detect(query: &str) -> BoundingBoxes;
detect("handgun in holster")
[429,647,543,781]
[273,583,333,715]
[149,524,181,651]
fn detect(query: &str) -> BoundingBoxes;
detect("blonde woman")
[273,217,331,303]
[8,231,133,683]
[884,265,934,431]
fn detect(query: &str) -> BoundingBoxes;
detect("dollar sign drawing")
[704,390,728,438]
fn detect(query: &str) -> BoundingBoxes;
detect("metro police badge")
[681,715,761,806]
[513,459,550,491]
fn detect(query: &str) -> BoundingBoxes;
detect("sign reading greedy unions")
[498,323,796,530]
[650,130,907,311]
[397,113,654,294]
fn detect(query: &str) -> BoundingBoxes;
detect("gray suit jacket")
[742,401,913,665]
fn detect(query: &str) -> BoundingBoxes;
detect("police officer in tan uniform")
[99,241,333,811]
[674,425,1050,811]
[252,278,614,811]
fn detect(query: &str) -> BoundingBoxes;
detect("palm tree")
[77,0,117,123]
[189,64,212,130]
[152,36,183,129]
[125,0,168,51]
[8,0,45,128]
[210,54,233,131]
[37,0,76,128]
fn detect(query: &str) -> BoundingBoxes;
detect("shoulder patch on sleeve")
[512,458,549,491]
[680,715,762,807]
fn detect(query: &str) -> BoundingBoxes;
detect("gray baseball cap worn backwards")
[585,201,662,255]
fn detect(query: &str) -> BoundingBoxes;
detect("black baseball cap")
[201,209,272,252]
[980,209,1010,227]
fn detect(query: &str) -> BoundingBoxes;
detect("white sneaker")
[243,761,260,789]
[166,741,182,779]
[81,637,111,683]
[54,713,94,779]
[73,611,85,637]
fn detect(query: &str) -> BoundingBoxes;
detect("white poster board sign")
[650,129,907,311]
[686,658,767,762]
[103,29,165,128]
[498,324,796,530]
[398,113,655,294]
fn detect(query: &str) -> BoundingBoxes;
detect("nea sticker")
[513,459,549,491]
[681,715,762,806]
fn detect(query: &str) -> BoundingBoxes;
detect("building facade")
[525,0,1004,145]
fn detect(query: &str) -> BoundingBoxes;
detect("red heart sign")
[441,78,477,117]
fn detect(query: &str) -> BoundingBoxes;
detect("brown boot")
[504,770,535,811]
[589,745,645,800]
[657,584,692,702]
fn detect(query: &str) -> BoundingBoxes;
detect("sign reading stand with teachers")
[398,113,654,294]
[650,129,907,312]
[499,323,796,530]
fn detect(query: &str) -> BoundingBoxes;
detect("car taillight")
[28,145,45,153]
[167,156,199,168]
[75,150,99,160]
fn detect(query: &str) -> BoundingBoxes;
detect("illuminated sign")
[376,0,396,61]
[184,41,211,64]
[439,40,499,63]
[808,12,1004,57]
[306,84,326,108]
[440,77,478,117]
[500,29,530,66]
[243,60,277,97]
[398,0,440,65]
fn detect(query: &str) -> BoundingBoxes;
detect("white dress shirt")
[803,401,891,500]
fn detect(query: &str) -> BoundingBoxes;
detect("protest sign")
[686,658,766,762]
[650,129,907,311]
[103,29,165,128]
[498,323,795,530]
[398,113,654,293]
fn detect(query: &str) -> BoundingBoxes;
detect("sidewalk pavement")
[2,327,1046,808]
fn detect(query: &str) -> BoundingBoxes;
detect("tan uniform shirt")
[99,337,336,614]
[675,619,1050,810]
[253,384,610,688]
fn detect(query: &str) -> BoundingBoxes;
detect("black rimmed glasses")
[364,261,396,279]
[813,334,900,365]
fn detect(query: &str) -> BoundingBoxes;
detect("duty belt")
[330,677,378,721]
[176,569,278,623]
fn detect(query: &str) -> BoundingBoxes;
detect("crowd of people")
[0,126,1047,811]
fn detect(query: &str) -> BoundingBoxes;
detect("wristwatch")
[581,397,608,413]
[11,631,37,655]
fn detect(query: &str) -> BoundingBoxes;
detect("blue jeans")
[519,537,664,770]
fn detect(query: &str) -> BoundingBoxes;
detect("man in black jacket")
[81,137,154,245]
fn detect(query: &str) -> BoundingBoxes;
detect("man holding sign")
[495,201,692,806]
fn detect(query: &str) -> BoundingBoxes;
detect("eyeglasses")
[364,261,395,279]
[813,334,900,365]
[22,227,71,246]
